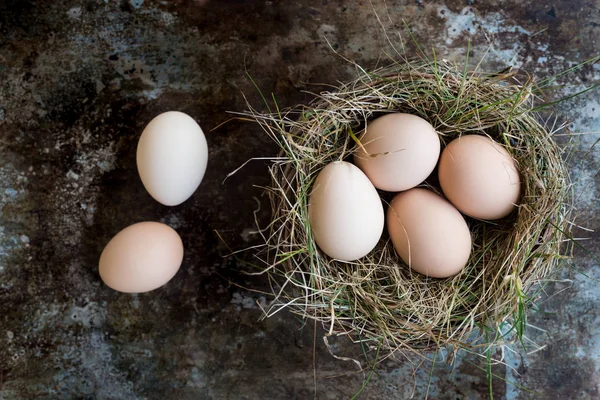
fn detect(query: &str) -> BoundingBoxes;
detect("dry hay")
[243,59,572,359]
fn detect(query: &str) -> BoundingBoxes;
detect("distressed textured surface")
[0,1,598,399]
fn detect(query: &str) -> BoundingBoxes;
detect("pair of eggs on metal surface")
[99,111,208,293]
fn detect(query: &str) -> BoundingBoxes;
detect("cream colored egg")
[354,113,440,191]
[99,222,184,293]
[308,161,384,261]
[438,135,521,220]
[137,111,208,206]
[387,188,472,278]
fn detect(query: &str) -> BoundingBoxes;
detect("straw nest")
[245,59,571,358]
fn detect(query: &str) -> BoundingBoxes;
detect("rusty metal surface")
[0,1,598,399]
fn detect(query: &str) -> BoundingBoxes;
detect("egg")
[438,135,521,220]
[99,222,184,293]
[387,188,471,278]
[354,113,440,191]
[308,161,384,261]
[137,111,208,206]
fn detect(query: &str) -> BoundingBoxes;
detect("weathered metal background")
[0,1,598,398]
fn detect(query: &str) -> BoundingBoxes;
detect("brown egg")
[387,188,472,278]
[438,135,521,220]
[99,222,184,293]
[354,113,440,191]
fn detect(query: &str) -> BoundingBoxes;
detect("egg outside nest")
[243,59,572,360]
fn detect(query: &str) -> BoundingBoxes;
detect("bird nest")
[244,59,571,359]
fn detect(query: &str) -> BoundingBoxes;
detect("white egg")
[137,111,208,206]
[308,161,384,261]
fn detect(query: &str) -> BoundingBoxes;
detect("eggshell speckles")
[439,135,521,220]
[137,111,208,206]
[99,222,184,293]
[387,188,472,278]
[308,161,384,261]
[354,113,440,191]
